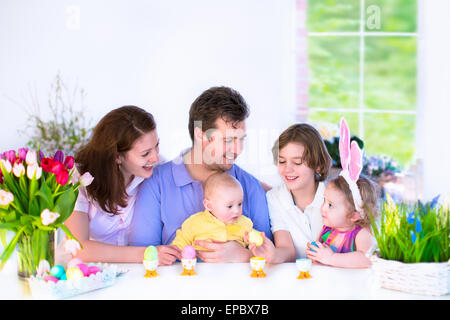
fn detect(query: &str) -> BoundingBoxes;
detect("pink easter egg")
[44,275,59,283]
[67,258,83,269]
[87,266,101,276]
[77,263,89,276]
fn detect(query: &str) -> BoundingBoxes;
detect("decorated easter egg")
[143,245,158,261]
[66,267,84,282]
[181,245,196,259]
[248,230,263,246]
[67,258,83,269]
[49,265,65,279]
[44,275,59,283]
[59,273,67,281]
[87,266,101,276]
[77,263,89,277]
[310,241,319,252]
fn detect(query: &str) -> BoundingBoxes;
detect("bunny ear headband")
[338,118,364,217]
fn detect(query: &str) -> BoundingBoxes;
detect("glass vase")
[16,229,55,279]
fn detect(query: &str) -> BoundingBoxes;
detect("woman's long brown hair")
[75,106,156,215]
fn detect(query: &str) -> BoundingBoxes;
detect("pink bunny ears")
[338,118,364,215]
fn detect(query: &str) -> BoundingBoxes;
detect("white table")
[0,252,448,300]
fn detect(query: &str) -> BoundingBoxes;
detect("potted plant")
[369,194,449,296]
[20,72,92,155]
[0,148,93,278]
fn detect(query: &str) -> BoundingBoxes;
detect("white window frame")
[305,0,418,141]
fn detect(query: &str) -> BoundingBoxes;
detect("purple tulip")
[18,148,28,162]
[38,150,45,162]
[53,150,64,163]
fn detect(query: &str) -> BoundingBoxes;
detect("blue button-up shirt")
[128,154,273,246]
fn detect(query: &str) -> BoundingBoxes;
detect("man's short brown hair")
[272,123,332,181]
[188,86,249,143]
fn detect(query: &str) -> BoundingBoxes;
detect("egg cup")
[143,260,159,278]
[180,258,197,276]
[250,257,266,278]
[296,258,312,279]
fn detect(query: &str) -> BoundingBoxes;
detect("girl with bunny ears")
[306,118,379,268]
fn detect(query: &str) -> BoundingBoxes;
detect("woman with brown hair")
[247,123,332,263]
[64,106,181,263]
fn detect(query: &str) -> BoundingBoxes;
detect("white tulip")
[79,172,94,186]
[40,209,60,226]
[25,150,37,166]
[64,239,82,256]
[0,159,12,173]
[12,162,25,178]
[0,189,14,206]
[26,163,42,180]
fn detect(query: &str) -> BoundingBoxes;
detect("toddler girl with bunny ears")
[306,118,379,268]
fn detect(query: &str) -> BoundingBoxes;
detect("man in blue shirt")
[129,86,272,264]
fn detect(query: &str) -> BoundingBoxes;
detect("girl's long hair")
[75,105,156,215]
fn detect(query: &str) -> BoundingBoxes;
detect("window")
[297,0,417,166]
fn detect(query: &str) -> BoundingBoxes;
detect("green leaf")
[0,229,7,248]
[54,189,78,224]
[0,226,26,271]
[35,182,54,212]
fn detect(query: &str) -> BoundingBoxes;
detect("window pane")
[307,0,360,32]
[308,37,360,109]
[309,111,360,136]
[364,113,415,165]
[365,0,417,32]
[364,37,417,110]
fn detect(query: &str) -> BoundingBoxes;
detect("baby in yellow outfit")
[171,172,259,251]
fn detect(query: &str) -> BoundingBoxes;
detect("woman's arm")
[64,210,146,263]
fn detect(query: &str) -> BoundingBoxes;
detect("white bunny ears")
[338,118,364,216]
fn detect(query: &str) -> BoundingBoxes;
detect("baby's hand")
[306,242,335,266]
[245,231,275,262]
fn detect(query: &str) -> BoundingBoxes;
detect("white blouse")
[266,182,325,259]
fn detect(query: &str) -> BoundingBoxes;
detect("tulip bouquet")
[0,148,93,278]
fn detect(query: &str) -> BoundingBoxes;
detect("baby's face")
[321,184,354,230]
[207,185,244,224]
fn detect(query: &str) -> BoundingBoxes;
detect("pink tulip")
[4,150,16,164]
[56,169,69,186]
[51,161,65,176]
[64,156,75,170]
[18,148,28,162]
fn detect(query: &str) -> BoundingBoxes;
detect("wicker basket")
[371,254,450,296]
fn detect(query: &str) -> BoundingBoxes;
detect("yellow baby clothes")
[171,210,254,250]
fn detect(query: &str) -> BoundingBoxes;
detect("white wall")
[417,0,450,201]
[0,0,295,185]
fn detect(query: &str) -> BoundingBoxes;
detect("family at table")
[64,86,378,269]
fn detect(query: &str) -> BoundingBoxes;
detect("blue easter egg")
[59,272,67,280]
[310,241,318,252]
[50,265,65,279]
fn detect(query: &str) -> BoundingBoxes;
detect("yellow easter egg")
[66,267,84,282]
[248,230,263,246]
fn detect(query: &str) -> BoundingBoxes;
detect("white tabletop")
[0,253,448,300]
